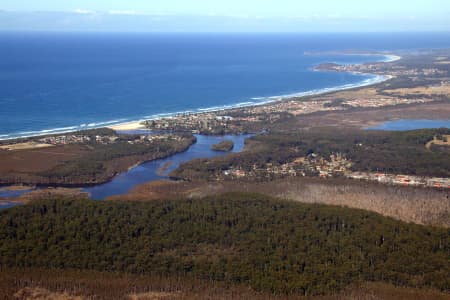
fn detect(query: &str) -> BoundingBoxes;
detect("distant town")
[217,152,450,189]
[0,133,186,151]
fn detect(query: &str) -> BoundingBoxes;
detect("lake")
[368,119,450,131]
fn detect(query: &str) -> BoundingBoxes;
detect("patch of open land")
[0,142,54,151]
[0,129,196,186]
[0,144,88,174]
[426,134,450,149]
[383,82,450,97]
[282,101,450,130]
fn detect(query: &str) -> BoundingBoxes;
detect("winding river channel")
[84,133,252,199]
[0,133,252,208]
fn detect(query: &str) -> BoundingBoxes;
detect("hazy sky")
[0,0,449,32]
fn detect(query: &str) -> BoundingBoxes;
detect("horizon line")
[1,29,450,34]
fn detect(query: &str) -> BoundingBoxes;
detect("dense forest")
[0,194,448,296]
[171,128,450,181]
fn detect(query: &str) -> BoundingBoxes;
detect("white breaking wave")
[0,120,129,140]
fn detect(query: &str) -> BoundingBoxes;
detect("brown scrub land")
[0,131,195,186]
[0,145,89,174]
[1,268,449,300]
[273,101,450,131]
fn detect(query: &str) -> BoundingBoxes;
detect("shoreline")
[109,121,147,131]
[107,74,391,132]
[0,53,399,140]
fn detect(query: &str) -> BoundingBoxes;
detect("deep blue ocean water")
[1,32,450,139]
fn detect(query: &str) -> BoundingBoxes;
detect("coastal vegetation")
[171,127,450,181]
[211,140,234,152]
[0,194,449,296]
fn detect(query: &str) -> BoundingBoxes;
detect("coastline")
[108,74,391,132]
[105,54,397,132]
[0,53,399,140]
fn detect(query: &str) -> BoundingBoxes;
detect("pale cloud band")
[0,10,448,32]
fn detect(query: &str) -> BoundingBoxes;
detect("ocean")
[1,32,450,140]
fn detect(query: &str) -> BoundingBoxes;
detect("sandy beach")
[108,121,146,131]
[384,54,402,62]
